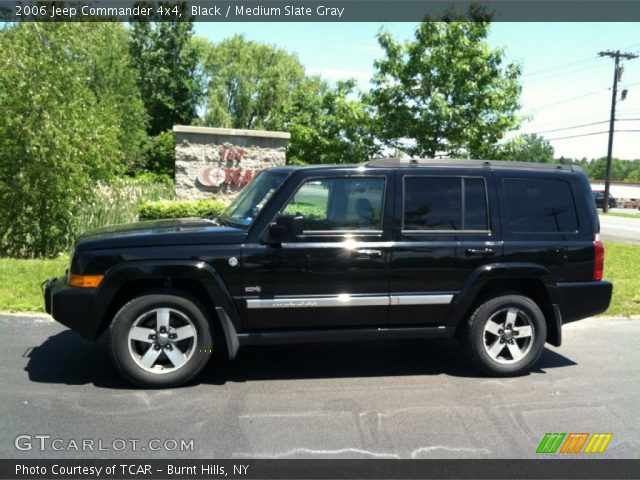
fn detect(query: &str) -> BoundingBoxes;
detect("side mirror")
[269,215,304,242]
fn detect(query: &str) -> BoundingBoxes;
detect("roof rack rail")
[366,158,575,171]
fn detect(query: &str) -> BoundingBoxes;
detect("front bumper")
[43,275,98,337]
[557,280,613,323]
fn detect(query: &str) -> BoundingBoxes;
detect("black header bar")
[1,1,640,22]
[1,459,640,479]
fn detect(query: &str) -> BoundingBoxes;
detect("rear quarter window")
[503,178,578,233]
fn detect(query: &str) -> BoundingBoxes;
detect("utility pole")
[598,50,638,213]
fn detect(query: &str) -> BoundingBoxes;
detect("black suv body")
[43,159,612,387]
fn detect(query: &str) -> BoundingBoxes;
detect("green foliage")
[494,134,555,163]
[200,35,306,129]
[86,24,149,172]
[0,23,132,258]
[270,78,379,164]
[282,203,326,220]
[72,176,174,245]
[585,158,640,181]
[138,199,226,221]
[143,130,176,176]
[368,21,522,158]
[130,22,201,136]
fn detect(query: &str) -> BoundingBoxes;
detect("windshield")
[219,170,288,228]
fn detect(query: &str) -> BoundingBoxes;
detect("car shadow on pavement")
[25,331,130,389]
[25,331,577,389]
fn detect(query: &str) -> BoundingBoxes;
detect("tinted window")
[503,178,578,233]
[465,178,489,230]
[403,177,488,231]
[282,177,385,231]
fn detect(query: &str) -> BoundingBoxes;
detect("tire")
[109,291,213,388]
[460,294,547,376]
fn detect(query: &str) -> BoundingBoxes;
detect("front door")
[241,172,394,330]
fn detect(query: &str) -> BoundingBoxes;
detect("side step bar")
[237,325,451,346]
[215,305,452,361]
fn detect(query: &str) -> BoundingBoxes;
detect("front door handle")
[352,249,383,259]
[465,247,494,257]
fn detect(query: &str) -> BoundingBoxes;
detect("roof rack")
[366,158,575,171]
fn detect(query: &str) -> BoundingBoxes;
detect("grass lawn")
[603,242,640,316]
[0,256,68,312]
[600,212,640,220]
[0,242,638,316]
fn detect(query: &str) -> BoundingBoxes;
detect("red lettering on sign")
[224,168,241,186]
[219,147,244,163]
[241,170,253,185]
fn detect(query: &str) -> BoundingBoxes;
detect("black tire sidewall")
[110,292,213,388]
[468,295,547,376]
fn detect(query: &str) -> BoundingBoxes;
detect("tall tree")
[85,24,148,171]
[368,21,522,158]
[0,24,123,257]
[129,22,201,135]
[495,133,554,163]
[269,78,379,164]
[200,35,306,129]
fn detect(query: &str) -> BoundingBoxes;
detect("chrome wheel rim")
[127,308,198,374]
[482,307,534,364]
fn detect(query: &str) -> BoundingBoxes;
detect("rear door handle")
[353,249,383,259]
[465,247,494,257]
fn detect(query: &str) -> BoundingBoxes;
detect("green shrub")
[138,199,227,221]
[143,130,176,176]
[71,176,174,243]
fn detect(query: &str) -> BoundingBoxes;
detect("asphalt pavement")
[599,213,640,243]
[1,313,638,460]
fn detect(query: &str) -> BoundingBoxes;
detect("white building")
[590,181,640,208]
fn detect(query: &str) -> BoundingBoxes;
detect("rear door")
[494,171,592,282]
[388,168,501,326]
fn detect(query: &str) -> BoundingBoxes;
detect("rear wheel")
[109,292,213,388]
[461,294,547,376]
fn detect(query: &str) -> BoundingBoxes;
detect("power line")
[529,120,609,135]
[524,60,610,84]
[523,56,602,78]
[527,88,608,112]
[546,131,609,141]
[520,118,639,136]
[546,130,638,141]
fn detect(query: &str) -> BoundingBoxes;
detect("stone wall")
[173,125,290,201]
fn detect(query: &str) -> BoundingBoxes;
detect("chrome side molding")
[246,294,454,309]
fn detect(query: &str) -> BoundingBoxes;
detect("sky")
[194,22,640,160]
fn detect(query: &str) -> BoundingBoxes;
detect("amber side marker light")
[68,274,104,288]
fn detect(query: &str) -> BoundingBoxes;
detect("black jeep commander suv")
[43,159,612,387]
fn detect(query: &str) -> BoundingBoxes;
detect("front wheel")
[109,292,213,388]
[460,294,547,376]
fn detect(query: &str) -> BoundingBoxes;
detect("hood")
[75,218,247,251]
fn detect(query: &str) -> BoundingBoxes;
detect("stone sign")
[173,125,290,201]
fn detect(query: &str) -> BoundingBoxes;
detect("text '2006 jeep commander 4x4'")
[43,159,613,387]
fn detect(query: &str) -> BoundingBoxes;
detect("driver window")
[282,177,385,232]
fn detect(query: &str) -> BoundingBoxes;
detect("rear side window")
[403,177,488,231]
[503,178,578,233]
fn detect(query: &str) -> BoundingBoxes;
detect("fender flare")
[445,262,562,345]
[84,260,242,348]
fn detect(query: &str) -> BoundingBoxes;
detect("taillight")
[593,233,604,281]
